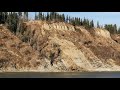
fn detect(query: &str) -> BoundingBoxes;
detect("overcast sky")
[29,12,120,28]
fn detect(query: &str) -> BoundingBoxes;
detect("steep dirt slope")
[0,25,43,71]
[1,20,120,72]
[17,20,120,71]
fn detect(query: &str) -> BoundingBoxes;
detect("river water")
[0,72,120,78]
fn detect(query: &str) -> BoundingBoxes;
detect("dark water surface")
[0,72,120,78]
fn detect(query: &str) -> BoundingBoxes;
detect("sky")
[29,12,120,28]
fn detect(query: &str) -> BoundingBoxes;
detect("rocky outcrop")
[23,20,75,31]
[93,28,111,38]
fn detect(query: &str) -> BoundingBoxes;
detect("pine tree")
[86,19,90,28]
[74,17,77,25]
[0,12,5,24]
[50,12,55,21]
[97,21,100,28]
[118,27,120,34]
[6,12,11,25]
[26,12,28,21]
[17,12,23,33]
[66,15,69,23]
[54,12,57,21]
[90,20,94,28]
[0,12,2,23]
[42,13,45,20]
[49,12,52,21]
[61,14,65,22]
[83,17,86,26]
[60,14,62,21]
[113,24,117,34]
[71,17,75,26]
[38,12,42,20]
[18,12,22,18]
[55,13,59,21]
[104,24,117,34]
[68,16,71,23]
[24,12,28,21]
[46,12,49,21]
[35,12,38,20]
[78,18,80,25]
[80,19,83,25]
[4,12,8,22]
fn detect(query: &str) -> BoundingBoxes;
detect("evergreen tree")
[55,13,59,21]
[90,20,94,28]
[35,12,38,20]
[18,12,22,18]
[59,15,63,22]
[26,12,28,21]
[97,21,100,28]
[46,12,49,21]
[61,14,65,22]
[71,17,75,26]
[17,12,23,33]
[83,18,87,26]
[24,12,28,21]
[104,24,117,34]
[74,17,77,25]
[54,12,57,21]
[4,12,8,22]
[68,16,71,23]
[50,12,55,20]
[49,12,52,21]
[66,15,69,23]
[80,19,83,25]
[78,18,80,25]
[113,24,117,34]
[0,12,5,24]
[42,13,45,20]
[118,27,120,34]
[38,12,42,20]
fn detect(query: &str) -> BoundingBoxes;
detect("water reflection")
[0,72,120,78]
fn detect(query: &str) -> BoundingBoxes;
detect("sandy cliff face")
[17,20,120,71]
[1,20,120,72]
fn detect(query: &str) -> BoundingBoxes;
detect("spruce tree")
[90,20,94,28]
[78,18,80,25]
[39,12,42,20]
[42,13,45,20]
[50,12,55,21]
[4,12,8,22]
[61,14,65,22]
[26,12,28,21]
[24,12,26,19]
[80,19,83,25]
[97,21,100,28]
[66,15,69,23]
[113,24,117,34]
[46,12,49,21]
[118,27,120,34]
[68,16,71,23]
[86,19,89,27]
[83,17,86,26]
[55,13,59,21]
[18,12,22,18]
[35,12,38,20]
